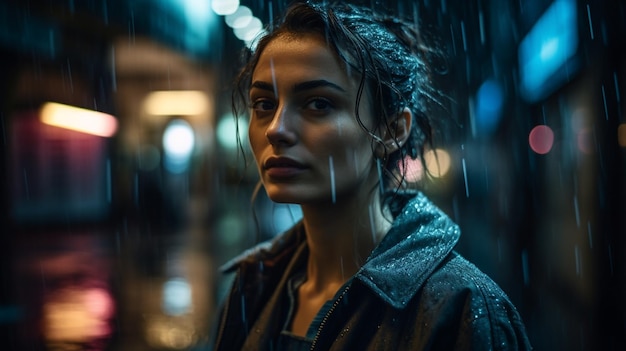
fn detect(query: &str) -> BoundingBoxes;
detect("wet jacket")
[213,192,532,350]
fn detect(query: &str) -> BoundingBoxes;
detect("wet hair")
[234,1,442,204]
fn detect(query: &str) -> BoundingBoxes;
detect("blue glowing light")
[518,0,578,102]
[161,0,218,55]
[475,79,504,137]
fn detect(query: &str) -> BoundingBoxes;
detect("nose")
[265,105,297,146]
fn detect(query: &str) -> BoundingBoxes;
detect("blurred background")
[0,0,624,350]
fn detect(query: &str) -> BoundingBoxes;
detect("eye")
[251,99,276,113]
[304,98,333,112]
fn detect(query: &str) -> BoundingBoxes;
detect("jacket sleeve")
[457,284,533,351]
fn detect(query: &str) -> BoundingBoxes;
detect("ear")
[382,107,412,153]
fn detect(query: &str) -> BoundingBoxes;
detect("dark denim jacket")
[213,192,532,350]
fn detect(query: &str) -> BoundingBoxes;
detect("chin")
[265,192,301,204]
[264,187,311,204]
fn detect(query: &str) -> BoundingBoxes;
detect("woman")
[213,1,532,350]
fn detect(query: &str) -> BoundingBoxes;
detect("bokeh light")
[398,156,424,183]
[529,125,555,154]
[40,102,118,137]
[475,79,504,137]
[216,114,248,150]
[577,128,594,154]
[233,17,263,42]
[518,0,578,102]
[211,0,239,16]
[424,148,451,178]
[225,6,252,29]
[143,91,209,116]
[162,278,192,316]
[43,287,115,343]
[618,123,626,147]
[163,119,195,173]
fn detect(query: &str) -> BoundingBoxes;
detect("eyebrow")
[250,79,347,93]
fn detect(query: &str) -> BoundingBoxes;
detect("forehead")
[252,33,351,84]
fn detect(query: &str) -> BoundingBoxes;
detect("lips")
[263,156,307,178]
[264,156,306,169]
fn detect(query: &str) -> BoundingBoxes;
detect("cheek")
[327,129,375,172]
[248,125,266,158]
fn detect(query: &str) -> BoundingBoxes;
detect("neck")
[300,188,391,292]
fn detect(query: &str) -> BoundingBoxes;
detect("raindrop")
[613,72,620,102]
[449,24,457,56]
[268,1,273,28]
[102,0,109,25]
[575,245,581,276]
[286,204,300,225]
[601,85,608,120]
[110,46,117,92]
[270,58,278,97]
[460,21,467,52]
[412,2,419,30]
[106,158,112,203]
[22,168,30,200]
[241,296,247,327]
[128,10,135,45]
[587,221,593,249]
[465,56,471,85]
[478,11,485,45]
[573,195,580,228]
[340,256,345,281]
[461,158,469,197]
[521,250,529,286]
[133,172,139,206]
[369,205,376,245]
[66,59,73,93]
[376,158,384,194]
[49,30,55,57]
[585,4,594,40]
[329,156,336,203]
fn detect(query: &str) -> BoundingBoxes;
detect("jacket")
[212,192,532,350]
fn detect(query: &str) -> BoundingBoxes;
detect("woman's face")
[248,33,380,205]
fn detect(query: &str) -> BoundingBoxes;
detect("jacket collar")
[355,192,460,309]
[222,192,460,309]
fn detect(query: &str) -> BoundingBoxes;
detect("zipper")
[310,284,351,350]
